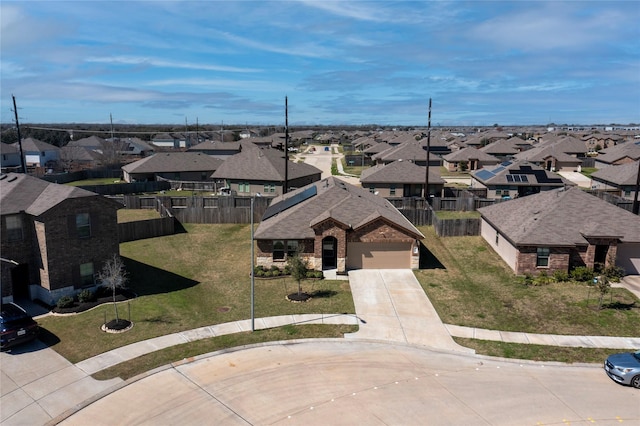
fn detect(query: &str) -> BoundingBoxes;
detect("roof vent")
[0,174,7,180]
[8,176,18,182]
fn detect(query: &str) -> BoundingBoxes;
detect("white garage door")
[347,242,411,269]
[617,243,640,275]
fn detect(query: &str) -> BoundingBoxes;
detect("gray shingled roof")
[478,187,640,246]
[513,144,582,163]
[443,146,500,163]
[360,160,444,184]
[254,177,424,240]
[212,146,321,181]
[471,160,570,186]
[596,141,640,164]
[591,160,640,185]
[122,152,224,174]
[372,141,440,162]
[0,173,103,216]
[13,138,60,152]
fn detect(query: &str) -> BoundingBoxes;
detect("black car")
[0,303,39,350]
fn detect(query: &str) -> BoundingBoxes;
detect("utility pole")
[423,98,432,200]
[284,96,289,194]
[12,95,26,174]
[633,159,640,215]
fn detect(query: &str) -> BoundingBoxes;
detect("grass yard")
[580,167,598,178]
[37,224,355,364]
[434,211,481,219]
[415,226,640,337]
[117,209,161,223]
[65,178,123,186]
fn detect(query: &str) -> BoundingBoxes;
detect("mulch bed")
[286,292,312,302]
[52,289,136,314]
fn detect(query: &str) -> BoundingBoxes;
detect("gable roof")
[0,173,110,216]
[13,138,60,153]
[478,187,640,246]
[596,141,640,164]
[212,146,321,181]
[254,177,424,240]
[513,144,582,163]
[122,152,224,174]
[591,160,640,185]
[372,141,440,163]
[480,137,530,155]
[443,146,500,163]
[68,135,107,149]
[360,160,444,184]
[472,160,570,186]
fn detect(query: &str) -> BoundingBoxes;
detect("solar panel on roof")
[521,175,528,182]
[506,175,514,182]
[475,170,495,181]
[262,185,317,220]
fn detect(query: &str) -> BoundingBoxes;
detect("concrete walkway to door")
[345,269,474,353]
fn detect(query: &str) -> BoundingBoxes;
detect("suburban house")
[188,141,242,159]
[360,160,445,197]
[480,137,532,160]
[0,173,122,304]
[122,152,224,182]
[59,144,102,171]
[590,160,640,199]
[478,187,640,275]
[470,160,572,199]
[1,142,22,171]
[12,138,60,171]
[212,144,321,196]
[512,144,583,172]
[442,147,501,172]
[594,141,640,168]
[254,177,424,272]
[151,133,193,149]
[371,141,442,166]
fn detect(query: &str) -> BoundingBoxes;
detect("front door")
[594,245,608,271]
[322,237,337,269]
[11,264,30,299]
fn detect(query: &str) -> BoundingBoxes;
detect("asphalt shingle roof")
[591,160,640,185]
[360,160,444,184]
[122,152,224,174]
[478,187,640,246]
[0,173,99,216]
[254,177,424,240]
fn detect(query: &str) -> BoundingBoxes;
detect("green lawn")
[65,178,124,186]
[415,226,640,337]
[580,167,598,178]
[37,224,355,364]
[434,211,481,219]
[117,209,161,223]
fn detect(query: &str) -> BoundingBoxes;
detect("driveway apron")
[345,269,474,353]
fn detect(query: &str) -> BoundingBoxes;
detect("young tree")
[287,252,308,298]
[97,255,128,321]
[596,275,610,310]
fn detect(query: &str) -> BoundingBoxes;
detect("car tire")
[632,375,640,389]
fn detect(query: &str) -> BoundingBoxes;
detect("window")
[536,247,550,267]
[273,240,285,260]
[390,186,396,196]
[264,183,275,193]
[6,215,23,242]
[287,240,299,257]
[80,262,94,287]
[369,187,376,194]
[238,182,250,193]
[76,213,91,238]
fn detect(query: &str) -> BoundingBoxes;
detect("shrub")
[270,265,281,272]
[571,266,595,282]
[77,289,95,303]
[522,273,534,286]
[254,265,265,274]
[283,265,291,275]
[271,269,281,277]
[313,271,323,279]
[255,269,265,277]
[601,264,624,282]
[535,270,552,285]
[264,270,273,277]
[553,270,569,283]
[56,295,75,309]
[306,271,317,278]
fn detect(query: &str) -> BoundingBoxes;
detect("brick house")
[254,177,424,272]
[360,159,445,198]
[0,173,121,305]
[478,187,640,276]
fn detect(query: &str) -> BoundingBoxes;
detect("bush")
[306,271,317,278]
[313,271,323,279]
[553,270,569,283]
[522,273,534,286]
[270,265,281,272]
[264,270,273,277]
[571,266,595,282]
[255,269,265,277]
[601,264,624,282]
[271,269,281,277]
[254,265,265,274]
[56,295,75,309]
[77,289,95,303]
[535,270,552,285]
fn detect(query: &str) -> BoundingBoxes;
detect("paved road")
[57,340,640,426]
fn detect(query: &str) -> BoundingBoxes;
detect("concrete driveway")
[57,340,640,426]
[0,340,121,425]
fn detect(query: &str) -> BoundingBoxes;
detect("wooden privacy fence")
[153,195,274,224]
[433,217,481,237]
[118,217,175,242]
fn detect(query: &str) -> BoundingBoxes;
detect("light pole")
[250,193,261,332]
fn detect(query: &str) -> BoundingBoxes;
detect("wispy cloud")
[85,56,261,73]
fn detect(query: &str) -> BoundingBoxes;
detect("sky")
[1,1,639,127]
